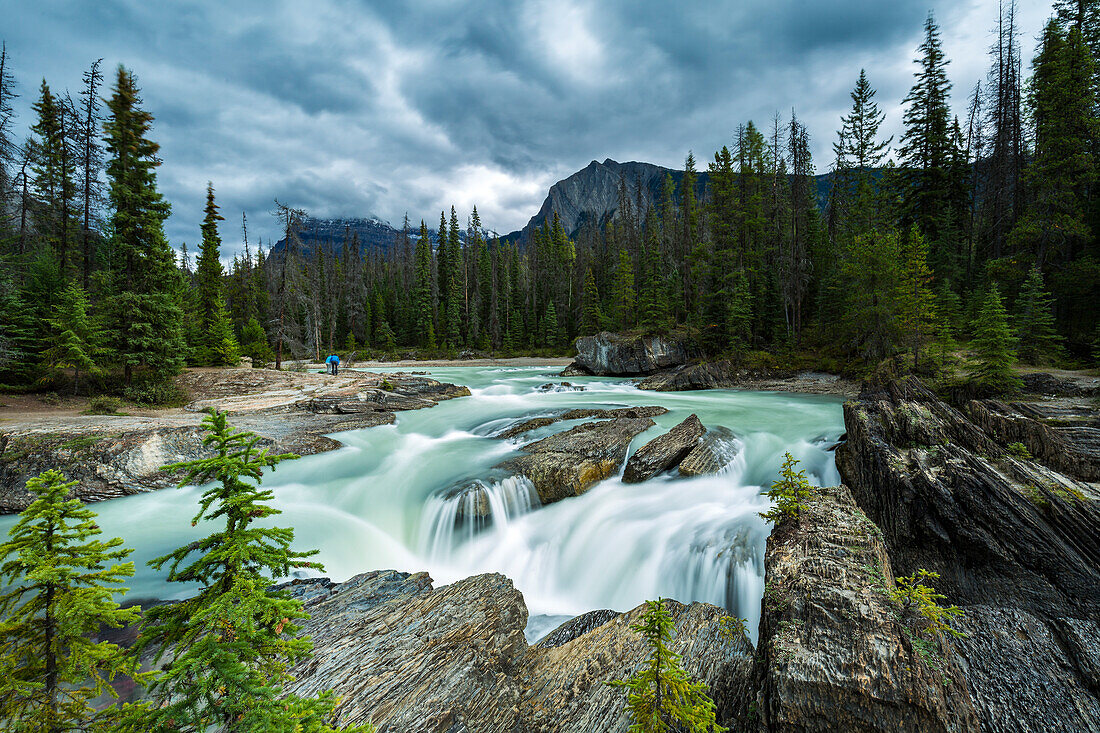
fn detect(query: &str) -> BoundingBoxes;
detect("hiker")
[326,354,340,375]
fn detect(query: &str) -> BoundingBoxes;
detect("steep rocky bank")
[837,376,1100,731]
[565,331,693,376]
[0,368,469,513]
[638,360,858,396]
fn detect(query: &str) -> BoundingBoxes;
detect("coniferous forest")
[1,3,1099,396]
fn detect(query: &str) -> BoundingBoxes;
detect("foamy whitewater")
[1,366,844,643]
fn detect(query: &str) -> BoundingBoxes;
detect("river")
[1,366,845,643]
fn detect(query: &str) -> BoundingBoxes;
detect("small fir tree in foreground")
[133,409,370,732]
[889,568,965,638]
[760,452,814,524]
[0,469,147,730]
[1014,267,1063,365]
[966,284,1021,394]
[607,598,726,733]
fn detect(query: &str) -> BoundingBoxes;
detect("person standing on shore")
[325,354,339,375]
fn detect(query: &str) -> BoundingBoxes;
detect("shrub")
[760,453,814,524]
[889,568,965,638]
[121,381,187,407]
[85,395,124,415]
[1007,442,1033,460]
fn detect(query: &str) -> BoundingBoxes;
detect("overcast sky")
[5,0,1052,255]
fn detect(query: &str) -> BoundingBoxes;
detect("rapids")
[0,366,844,643]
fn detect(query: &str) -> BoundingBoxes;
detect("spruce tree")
[0,470,147,731]
[581,268,603,336]
[240,316,274,365]
[611,247,636,331]
[895,227,937,370]
[607,598,726,733]
[101,66,185,385]
[414,221,434,348]
[194,183,240,366]
[134,409,370,732]
[41,281,102,393]
[1014,267,1063,364]
[967,284,1021,394]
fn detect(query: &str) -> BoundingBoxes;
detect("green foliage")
[607,598,727,733]
[1007,441,1033,460]
[760,452,814,524]
[896,226,937,369]
[718,615,748,642]
[40,281,104,393]
[1014,267,1063,365]
[580,268,603,337]
[240,316,275,365]
[85,395,124,415]
[611,247,637,331]
[192,183,240,366]
[134,409,369,731]
[889,569,965,638]
[837,230,901,362]
[120,379,187,407]
[0,470,148,730]
[101,65,186,385]
[966,285,1022,394]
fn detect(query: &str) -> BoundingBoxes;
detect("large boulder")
[497,417,655,503]
[679,427,742,477]
[284,570,755,732]
[836,376,1100,731]
[622,414,706,483]
[755,484,978,732]
[569,332,691,376]
[495,406,667,441]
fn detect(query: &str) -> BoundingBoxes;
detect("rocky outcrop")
[755,484,978,732]
[679,427,741,477]
[622,414,705,483]
[495,406,667,440]
[638,361,858,396]
[497,417,655,503]
[284,569,754,732]
[568,332,691,376]
[965,397,1100,481]
[0,369,469,513]
[836,376,1100,731]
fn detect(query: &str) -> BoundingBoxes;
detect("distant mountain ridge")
[271,158,835,256]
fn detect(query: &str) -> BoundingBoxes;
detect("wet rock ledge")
[0,368,469,513]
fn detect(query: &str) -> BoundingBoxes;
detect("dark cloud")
[3,0,1048,257]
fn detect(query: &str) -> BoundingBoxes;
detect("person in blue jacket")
[325,353,340,375]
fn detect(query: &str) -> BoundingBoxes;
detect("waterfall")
[419,476,540,559]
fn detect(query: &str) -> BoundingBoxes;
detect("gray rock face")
[285,570,753,733]
[622,414,705,483]
[836,376,1100,732]
[571,332,691,376]
[755,484,978,732]
[498,417,655,503]
[679,427,741,477]
[638,361,858,395]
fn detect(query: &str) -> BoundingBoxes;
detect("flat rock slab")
[0,368,468,512]
[497,417,655,503]
[622,414,705,483]
[638,361,858,396]
[496,406,668,440]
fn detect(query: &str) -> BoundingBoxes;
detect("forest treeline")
[1,1,1099,398]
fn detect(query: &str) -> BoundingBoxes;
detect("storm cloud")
[4,0,1050,254]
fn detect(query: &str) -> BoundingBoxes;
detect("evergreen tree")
[414,221,434,348]
[30,79,77,276]
[1010,21,1096,267]
[41,281,102,393]
[839,231,901,362]
[581,268,603,336]
[240,316,274,365]
[833,70,892,235]
[445,207,463,347]
[639,228,669,331]
[895,227,937,369]
[967,284,1021,393]
[1014,267,1063,364]
[0,470,147,731]
[134,410,370,732]
[899,13,960,275]
[611,247,636,331]
[101,66,185,385]
[607,598,726,733]
[194,183,240,365]
[542,300,561,349]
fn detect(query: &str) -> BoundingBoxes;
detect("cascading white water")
[0,366,844,644]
